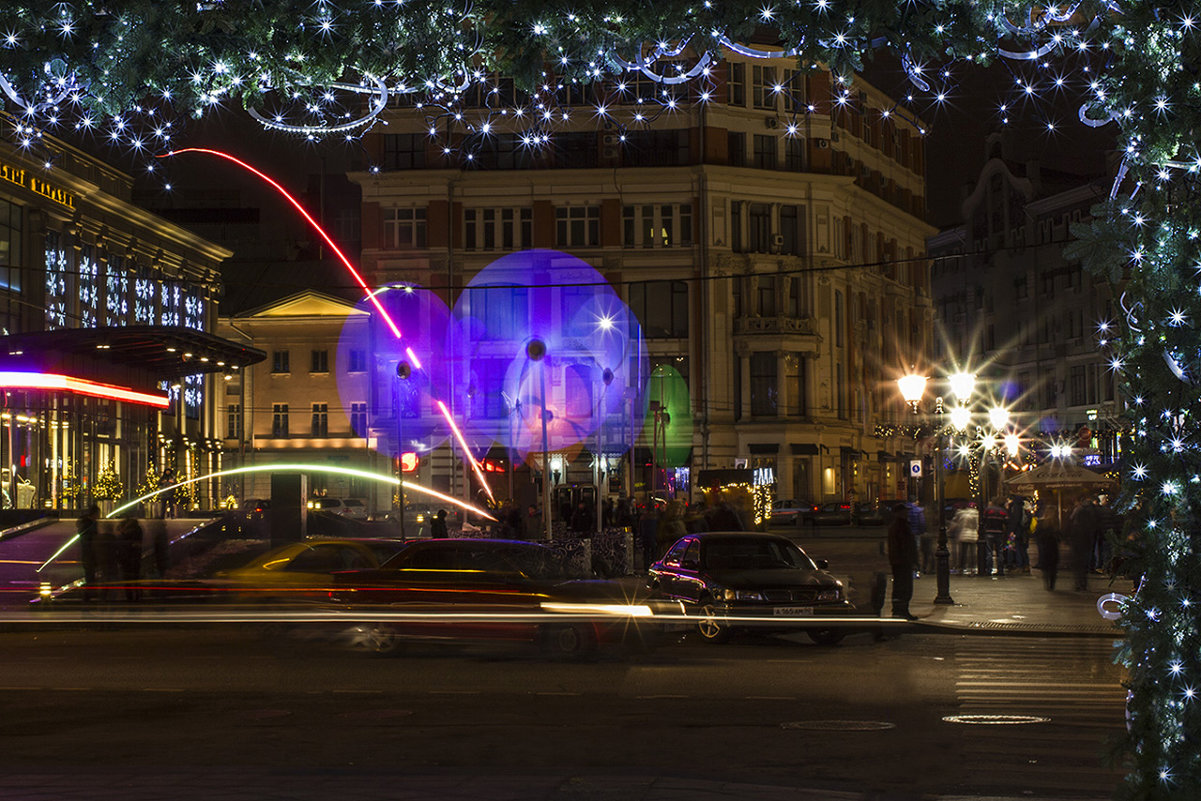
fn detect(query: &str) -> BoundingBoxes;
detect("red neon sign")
[400,452,419,473]
[0,371,171,408]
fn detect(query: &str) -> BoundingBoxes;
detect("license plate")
[773,606,814,616]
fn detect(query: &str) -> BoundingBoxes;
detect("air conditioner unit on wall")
[602,134,618,146]
[815,139,830,149]
[764,116,779,129]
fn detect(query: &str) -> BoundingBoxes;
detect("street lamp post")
[526,339,552,541]
[897,373,954,605]
[395,360,410,541]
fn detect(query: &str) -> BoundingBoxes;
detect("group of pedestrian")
[75,505,147,602]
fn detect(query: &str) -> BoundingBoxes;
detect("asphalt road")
[0,624,1127,800]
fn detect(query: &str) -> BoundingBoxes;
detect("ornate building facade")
[349,53,936,507]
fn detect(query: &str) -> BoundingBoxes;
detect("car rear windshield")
[703,538,816,571]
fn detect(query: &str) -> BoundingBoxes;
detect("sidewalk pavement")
[905,568,1129,637]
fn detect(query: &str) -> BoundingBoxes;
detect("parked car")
[340,498,368,520]
[329,539,662,656]
[811,502,854,526]
[852,502,888,526]
[769,499,816,528]
[647,532,853,645]
[216,538,410,602]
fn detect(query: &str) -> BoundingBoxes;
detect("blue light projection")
[336,283,452,459]
[448,249,647,463]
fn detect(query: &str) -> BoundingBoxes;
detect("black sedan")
[647,532,853,644]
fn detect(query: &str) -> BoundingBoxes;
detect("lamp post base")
[933,541,955,605]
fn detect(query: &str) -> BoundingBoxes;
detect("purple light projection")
[449,250,647,466]
[336,283,451,458]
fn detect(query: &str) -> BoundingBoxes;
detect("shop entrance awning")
[1,326,264,380]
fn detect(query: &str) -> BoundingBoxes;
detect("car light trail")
[164,148,403,339]
[436,400,495,503]
[163,149,495,503]
[105,463,496,522]
[36,463,497,574]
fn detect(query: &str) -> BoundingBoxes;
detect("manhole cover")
[781,720,896,731]
[943,714,1050,725]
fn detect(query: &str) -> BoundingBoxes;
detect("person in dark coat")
[430,509,448,539]
[1035,504,1061,591]
[1068,497,1097,591]
[887,503,918,620]
[76,505,101,601]
[116,515,143,601]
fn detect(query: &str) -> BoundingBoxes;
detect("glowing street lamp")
[895,371,953,605]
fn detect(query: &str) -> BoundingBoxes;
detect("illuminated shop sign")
[0,161,76,209]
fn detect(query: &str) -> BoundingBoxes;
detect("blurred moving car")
[852,502,888,526]
[217,538,409,602]
[647,532,853,644]
[307,497,367,519]
[769,499,815,528]
[329,538,660,656]
[810,502,853,526]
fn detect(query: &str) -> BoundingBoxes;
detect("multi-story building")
[0,133,261,511]
[928,133,1121,470]
[217,290,387,507]
[349,51,936,508]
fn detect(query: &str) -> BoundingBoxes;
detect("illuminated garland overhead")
[2,1,1200,797]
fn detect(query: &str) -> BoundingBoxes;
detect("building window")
[1041,273,1055,297]
[272,350,290,374]
[750,351,778,416]
[628,280,688,338]
[836,362,847,419]
[464,207,532,250]
[384,207,427,249]
[753,135,777,170]
[622,204,692,248]
[834,290,844,347]
[788,277,802,317]
[1070,366,1086,406]
[272,403,290,437]
[779,205,804,256]
[728,132,746,167]
[350,402,368,435]
[0,198,22,293]
[226,403,242,439]
[1015,276,1028,299]
[752,65,777,110]
[784,138,806,171]
[623,129,690,167]
[311,349,329,373]
[726,62,745,106]
[348,349,367,373]
[786,352,807,416]
[758,279,776,316]
[311,403,329,437]
[555,206,600,247]
[381,133,428,170]
[748,204,771,252]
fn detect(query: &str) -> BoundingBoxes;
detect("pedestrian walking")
[950,504,978,574]
[116,515,143,601]
[982,497,1008,576]
[638,503,660,570]
[523,504,542,540]
[656,500,687,559]
[887,503,918,620]
[1067,496,1097,591]
[907,499,927,576]
[1035,504,1061,591]
[76,504,101,601]
[1006,496,1028,573]
[430,509,448,539]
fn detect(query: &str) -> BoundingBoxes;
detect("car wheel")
[351,624,402,656]
[807,627,846,646]
[695,602,731,643]
[539,623,598,657]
